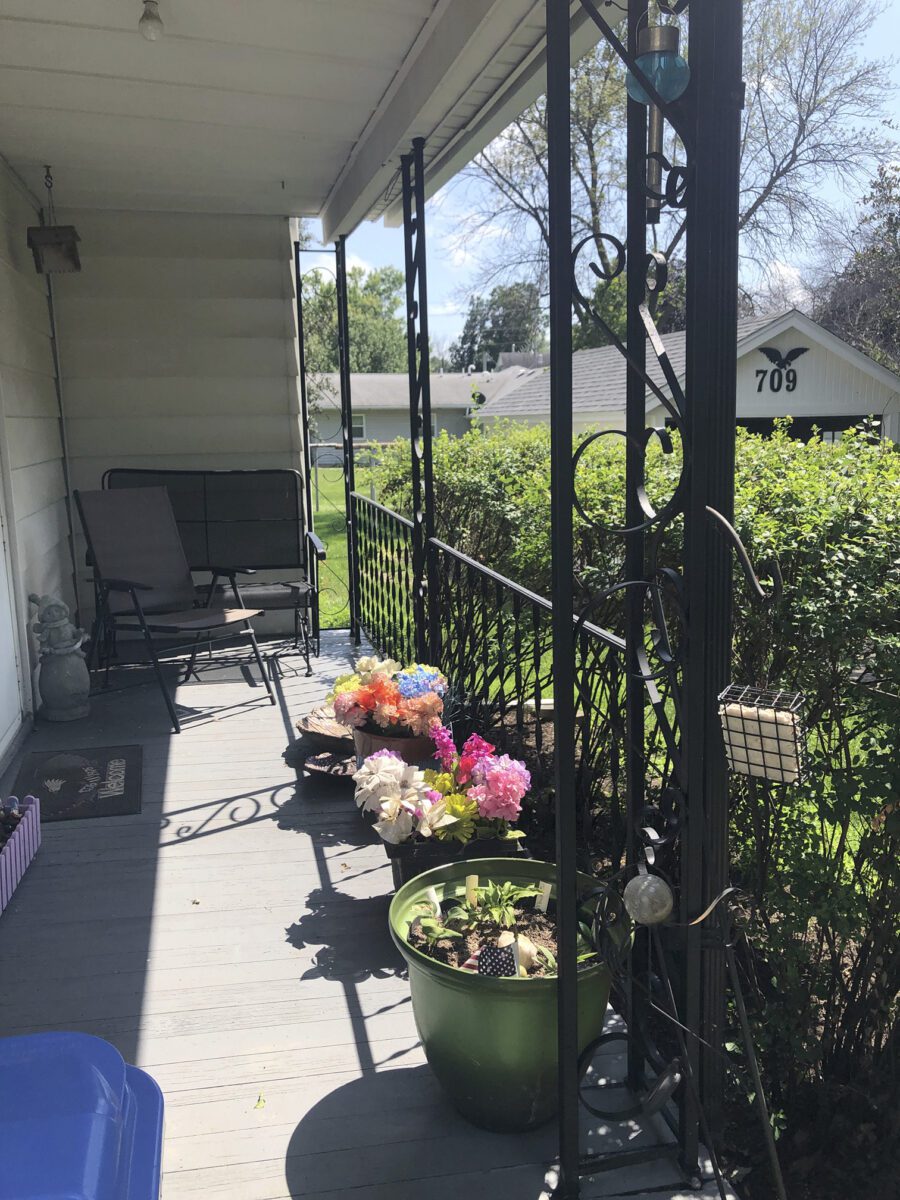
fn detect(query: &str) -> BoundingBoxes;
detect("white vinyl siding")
[52,209,304,616]
[0,162,71,745]
[732,336,900,424]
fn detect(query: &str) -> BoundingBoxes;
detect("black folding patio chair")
[102,468,325,675]
[75,487,276,733]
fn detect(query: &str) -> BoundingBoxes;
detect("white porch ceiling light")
[139,1,164,41]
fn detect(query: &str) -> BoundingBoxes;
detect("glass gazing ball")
[625,51,691,105]
[623,873,674,925]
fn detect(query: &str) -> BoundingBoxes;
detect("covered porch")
[0,3,749,1199]
[0,634,702,1199]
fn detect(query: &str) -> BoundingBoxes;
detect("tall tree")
[453,0,892,313]
[302,265,406,374]
[449,295,490,373]
[813,164,900,373]
[449,282,544,370]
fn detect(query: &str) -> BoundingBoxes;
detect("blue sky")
[308,2,900,346]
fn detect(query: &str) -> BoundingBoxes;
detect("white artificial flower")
[374,796,415,844]
[353,753,407,812]
[355,655,402,682]
[416,796,451,839]
[399,765,426,791]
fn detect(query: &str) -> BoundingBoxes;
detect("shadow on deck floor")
[0,632,730,1199]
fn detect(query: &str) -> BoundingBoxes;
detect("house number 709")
[755,368,797,393]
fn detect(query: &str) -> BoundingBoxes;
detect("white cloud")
[427,185,506,271]
[429,300,464,318]
[299,250,373,280]
[769,259,810,308]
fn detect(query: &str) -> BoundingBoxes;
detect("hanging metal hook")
[706,506,782,609]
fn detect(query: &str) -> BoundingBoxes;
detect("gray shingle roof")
[324,367,526,411]
[477,312,783,419]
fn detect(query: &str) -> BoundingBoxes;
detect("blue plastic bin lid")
[0,1031,164,1200]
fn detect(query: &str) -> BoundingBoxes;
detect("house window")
[351,414,366,440]
[735,416,880,443]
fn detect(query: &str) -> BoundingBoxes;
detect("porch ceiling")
[0,0,606,238]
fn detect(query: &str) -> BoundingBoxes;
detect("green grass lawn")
[310,467,350,629]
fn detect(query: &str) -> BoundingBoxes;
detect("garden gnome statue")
[29,593,90,721]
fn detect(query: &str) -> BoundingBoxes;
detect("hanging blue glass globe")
[625,24,690,106]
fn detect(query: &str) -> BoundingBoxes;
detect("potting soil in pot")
[408,903,561,976]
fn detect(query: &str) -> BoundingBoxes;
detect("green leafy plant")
[417,917,462,947]
[447,880,543,930]
[372,420,900,1183]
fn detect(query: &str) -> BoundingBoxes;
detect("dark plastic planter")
[383,834,526,890]
[389,857,617,1132]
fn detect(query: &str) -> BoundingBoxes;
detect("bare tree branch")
[450,0,894,304]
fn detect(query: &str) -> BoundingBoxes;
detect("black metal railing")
[352,492,416,666]
[431,538,629,859]
[352,492,630,862]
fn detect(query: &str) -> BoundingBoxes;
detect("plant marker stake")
[425,885,441,915]
[465,874,478,907]
[537,881,552,913]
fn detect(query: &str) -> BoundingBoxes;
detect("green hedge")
[371,421,900,1178]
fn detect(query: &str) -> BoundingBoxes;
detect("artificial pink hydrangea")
[333,691,367,728]
[457,732,496,783]
[468,754,531,821]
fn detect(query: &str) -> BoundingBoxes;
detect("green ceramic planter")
[389,857,617,1132]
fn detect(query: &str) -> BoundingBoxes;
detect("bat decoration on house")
[758,346,808,371]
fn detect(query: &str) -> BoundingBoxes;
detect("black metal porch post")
[401,139,437,664]
[624,0,649,1096]
[335,235,360,641]
[293,241,315,541]
[546,1,579,1195]
[682,0,743,1138]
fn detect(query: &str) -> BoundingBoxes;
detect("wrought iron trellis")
[293,241,315,546]
[345,1,761,1194]
[334,235,362,642]
[401,138,439,663]
[546,0,744,1195]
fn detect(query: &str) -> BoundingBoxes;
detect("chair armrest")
[306,531,327,560]
[103,578,153,592]
[208,567,258,578]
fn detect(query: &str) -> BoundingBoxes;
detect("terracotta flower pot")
[352,727,435,768]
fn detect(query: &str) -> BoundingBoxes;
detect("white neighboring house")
[312,367,532,462]
[477,309,900,442]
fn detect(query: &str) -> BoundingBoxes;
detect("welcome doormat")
[12,746,142,822]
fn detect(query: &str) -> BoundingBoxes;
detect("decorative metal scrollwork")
[645,152,690,208]
[572,425,686,536]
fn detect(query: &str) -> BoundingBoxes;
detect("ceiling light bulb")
[139,0,164,41]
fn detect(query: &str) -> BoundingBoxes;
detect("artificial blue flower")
[397,664,447,698]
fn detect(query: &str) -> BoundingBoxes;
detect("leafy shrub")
[371,420,900,1181]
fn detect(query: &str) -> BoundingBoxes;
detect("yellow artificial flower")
[326,672,361,702]
[434,792,478,843]
[423,770,455,795]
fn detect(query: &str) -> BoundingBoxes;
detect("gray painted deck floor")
[0,633,730,1199]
